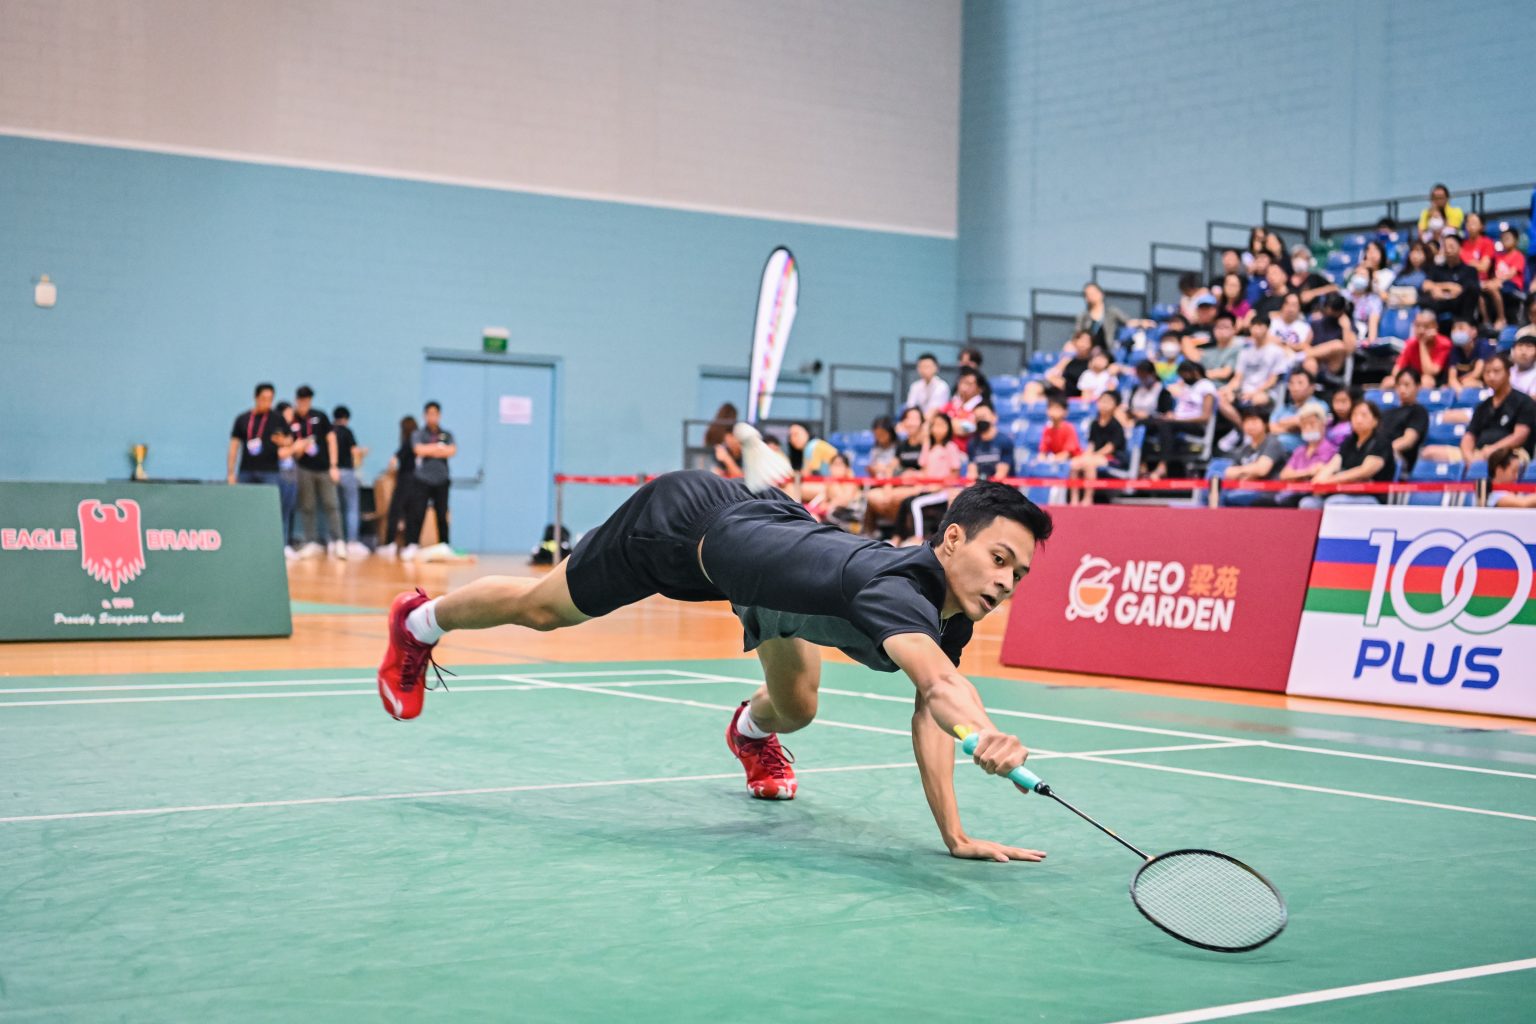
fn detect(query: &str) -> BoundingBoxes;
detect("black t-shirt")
[1338,430,1396,501]
[1087,417,1127,464]
[293,409,333,471]
[1380,403,1429,472]
[1309,315,1345,345]
[702,503,973,673]
[1059,357,1091,397]
[396,440,417,477]
[230,409,283,473]
[1252,293,1287,323]
[1428,262,1481,320]
[895,439,923,472]
[1292,272,1332,312]
[1468,390,1536,455]
[334,424,357,470]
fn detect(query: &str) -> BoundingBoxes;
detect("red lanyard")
[247,411,268,441]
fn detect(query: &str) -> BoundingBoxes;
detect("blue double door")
[421,355,556,554]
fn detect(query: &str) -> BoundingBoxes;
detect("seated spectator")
[1251,262,1291,323]
[1381,373,1429,474]
[966,404,1015,482]
[1417,183,1465,242]
[1184,294,1220,346]
[1446,320,1492,389]
[1042,331,1095,397]
[1153,329,1185,383]
[867,417,900,478]
[1300,399,1397,507]
[1215,272,1252,327]
[1068,391,1127,505]
[894,405,924,448]
[1462,213,1497,282]
[1038,396,1083,462]
[1263,231,1294,275]
[1374,216,1402,252]
[1244,251,1273,307]
[1210,248,1246,289]
[1486,448,1536,508]
[1510,336,1536,397]
[1269,401,1338,505]
[1326,388,1359,447]
[1243,226,1268,270]
[903,412,966,543]
[1389,242,1432,306]
[1269,293,1314,364]
[942,367,986,441]
[1270,368,1319,440]
[958,346,991,402]
[1224,319,1288,414]
[1201,311,1244,384]
[905,353,951,414]
[809,453,863,529]
[705,403,740,474]
[1076,349,1119,401]
[1518,296,1536,344]
[787,423,838,475]
[1357,240,1395,299]
[1149,360,1216,479]
[1177,271,1207,321]
[1124,359,1174,429]
[1222,410,1288,505]
[1301,292,1358,386]
[863,411,925,537]
[1455,354,1536,463]
[1421,233,1481,326]
[1288,244,1337,313]
[1344,268,1383,341]
[1488,223,1528,329]
[1383,310,1452,388]
[1077,282,1146,353]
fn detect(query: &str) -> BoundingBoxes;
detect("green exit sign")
[483,327,509,353]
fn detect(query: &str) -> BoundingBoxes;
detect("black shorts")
[565,471,756,617]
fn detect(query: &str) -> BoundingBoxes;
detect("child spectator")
[1068,391,1127,505]
[1075,349,1118,401]
[1038,396,1083,462]
[1486,449,1536,508]
[904,353,951,414]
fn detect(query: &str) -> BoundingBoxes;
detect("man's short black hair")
[1431,183,1449,196]
[296,385,314,399]
[1486,352,1513,373]
[1290,367,1314,384]
[276,401,292,415]
[1161,327,1183,341]
[960,345,983,366]
[974,401,995,415]
[424,400,441,413]
[956,367,979,383]
[254,382,274,397]
[333,405,351,421]
[1214,310,1236,325]
[1046,394,1068,410]
[916,352,939,365]
[930,480,1053,548]
[1513,334,1536,348]
[1241,408,1267,424]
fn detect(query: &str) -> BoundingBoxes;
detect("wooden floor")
[6,554,1533,735]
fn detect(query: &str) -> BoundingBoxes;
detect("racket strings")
[1132,851,1285,951]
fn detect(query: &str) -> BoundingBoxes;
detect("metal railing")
[828,364,900,432]
[1028,288,1084,355]
[1263,181,1534,246]
[1148,242,1208,309]
[1091,265,1151,321]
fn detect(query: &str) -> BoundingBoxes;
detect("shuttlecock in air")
[733,422,793,494]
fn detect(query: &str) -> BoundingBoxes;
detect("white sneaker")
[400,544,419,562]
[419,542,455,562]
[299,542,324,560]
[283,545,300,561]
[376,543,397,559]
[347,541,371,559]
[330,540,347,560]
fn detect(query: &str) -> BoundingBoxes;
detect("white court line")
[0,675,732,701]
[0,668,713,696]
[675,672,1536,782]
[1072,754,1536,824]
[1108,956,1536,1024]
[0,743,1246,826]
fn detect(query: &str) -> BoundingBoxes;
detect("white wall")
[0,0,960,236]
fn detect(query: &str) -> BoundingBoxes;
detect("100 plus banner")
[1287,506,1536,717]
[0,482,291,641]
[1000,506,1321,692]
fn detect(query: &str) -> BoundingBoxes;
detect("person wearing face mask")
[1344,268,1383,340]
[1153,329,1185,384]
[1300,399,1397,507]
[1446,320,1493,389]
[965,405,1015,484]
[1417,184,1465,243]
[1149,360,1216,479]
[1262,401,1338,506]
[1288,245,1337,313]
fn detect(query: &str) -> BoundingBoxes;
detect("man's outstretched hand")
[946,834,1047,863]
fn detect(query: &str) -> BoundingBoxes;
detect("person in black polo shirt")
[1300,398,1396,507]
[1421,233,1481,327]
[332,405,370,558]
[291,385,345,559]
[402,400,457,561]
[226,382,287,487]
[1381,374,1430,474]
[1460,354,1536,464]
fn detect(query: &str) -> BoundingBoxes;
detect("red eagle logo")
[77,499,147,592]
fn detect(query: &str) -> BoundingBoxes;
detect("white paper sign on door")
[499,395,532,425]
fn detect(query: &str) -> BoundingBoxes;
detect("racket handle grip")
[958,731,1045,794]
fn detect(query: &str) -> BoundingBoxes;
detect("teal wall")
[959,0,1536,317]
[0,136,956,528]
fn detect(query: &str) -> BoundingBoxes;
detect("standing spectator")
[1043,331,1095,397]
[1381,374,1430,474]
[1487,224,1528,329]
[1150,361,1217,479]
[1509,336,1536,397]
[1458,354,1536,463]
[1288,245,1337,312]
[290,386,344,559]
[1385,311,1452,388]
[1301,399,1397,507]
[227,382,281,487]
[1271,401,1338,505]
[1068,391,1127,505]
[965,404,1015,482]
[1421,233,1481,326]
[274,401,299,556]
[377,415,418,559]
[1417,183,1465,242]
[1076,282,1140,353]
[331,406,369,558]
[1446,320,1493,389]
[1038,396,1083,462]
[904,353,951,415]
[1485,449,1536,508]
[403,401,457,561]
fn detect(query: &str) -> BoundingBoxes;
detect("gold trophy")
[130,444,149,481]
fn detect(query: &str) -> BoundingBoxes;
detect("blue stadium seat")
[1017,421,1046,452]
[1021,459,1069,506]
[1015,398,1047,420]
[1325,251,1355,273]
[851,453,871,476]
[852,430,875,452]
[1524,461,1536,483]
[1420,388,1455,411]
[1455,387,1491,408]
[990,374,1021,396]
[1498,327,1519,349]
[1028,352,1055,373]
[1363,388,1385,407]
[1407,459,1463,507]
[1066,398,1093,419]
[1464,460,1488,481]
[1380,308,1414,340]
[1205,458,1233,479]
[1425,417,1466,446]
[1375,389,1401,409]
[828,432,850,451]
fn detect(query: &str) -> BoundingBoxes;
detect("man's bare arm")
[884,632,1027,778]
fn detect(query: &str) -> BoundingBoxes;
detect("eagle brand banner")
[0,482,292,641]
[1287,506,1536,717]
[1000,506,1321,692]
[746,247,798,424]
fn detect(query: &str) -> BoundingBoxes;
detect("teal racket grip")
[958,731,1045,793]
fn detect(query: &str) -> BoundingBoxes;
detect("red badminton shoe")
[377,588,440,720]
[726,702,797,800]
